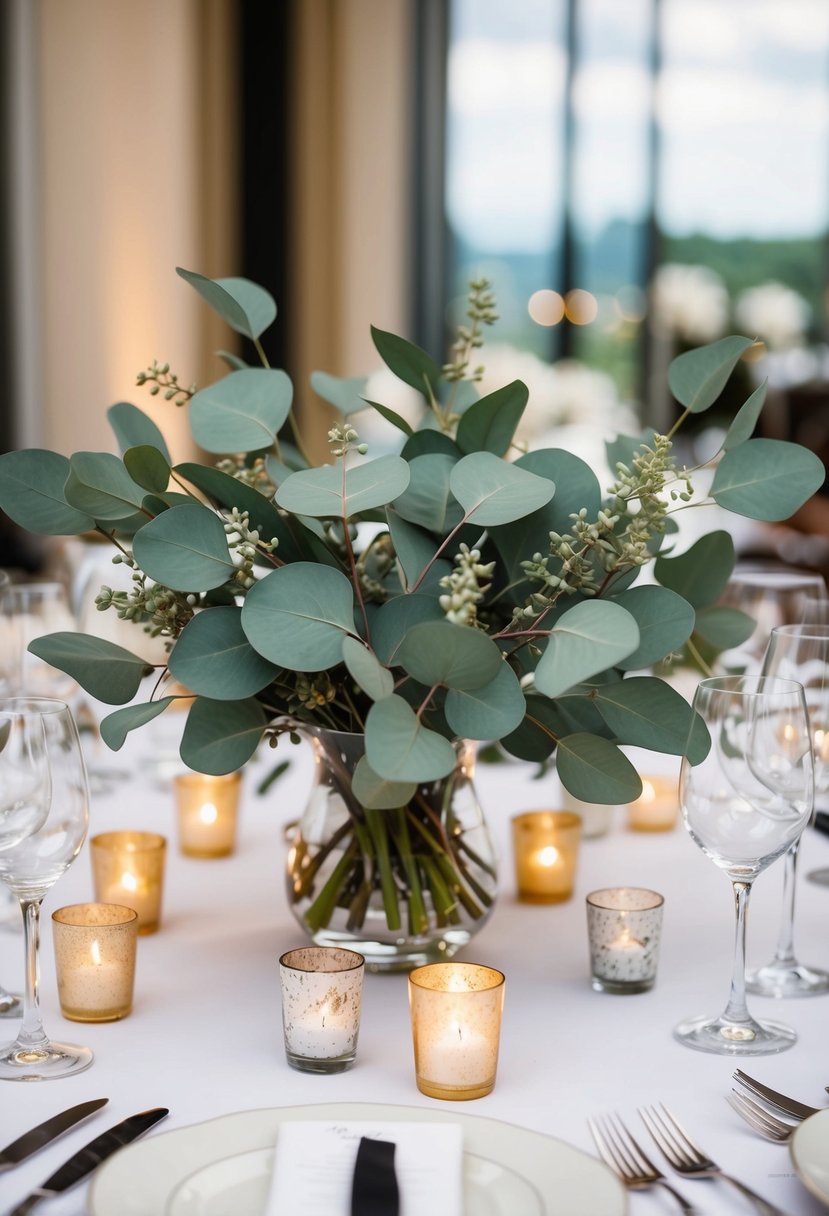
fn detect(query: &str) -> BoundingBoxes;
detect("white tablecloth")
[1,731,828,1216]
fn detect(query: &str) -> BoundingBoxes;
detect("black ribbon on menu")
[350,1136,400,1216]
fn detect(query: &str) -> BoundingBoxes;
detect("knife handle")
[9,1187,51,1216]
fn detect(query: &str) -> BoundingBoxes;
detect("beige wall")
[29,0,411,464]
[36,0,237,463]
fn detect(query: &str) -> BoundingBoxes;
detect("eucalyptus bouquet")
[0,269,822,951]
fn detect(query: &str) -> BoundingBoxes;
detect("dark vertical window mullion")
[558,0,578,361]
[640,0,663,422]
[412,0,450,363]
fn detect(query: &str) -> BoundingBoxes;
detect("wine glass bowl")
[0,698,93,1080]
[675,676,814,1056]
[1,581,78,699]
[716,567,827,675]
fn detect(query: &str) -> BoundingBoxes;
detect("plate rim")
[790,1108,829,1209]
[89,1101,627,1216]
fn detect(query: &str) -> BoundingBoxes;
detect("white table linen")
[1,732,828,1215]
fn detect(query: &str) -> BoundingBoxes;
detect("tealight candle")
[511,811,582,903]
[174,771,241,858]
[626,775,678,832]
[52,903,138,1022]
[408,962,505,1101]
[90,832,166,934]
[586,887,664,994]
[279,946,365,1073]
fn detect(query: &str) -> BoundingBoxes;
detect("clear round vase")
[285,730,498,972]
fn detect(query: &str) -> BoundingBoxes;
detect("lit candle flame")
[120,870,138,892]
[198,802,218,825]
[90,939,103,966]
[536,845,560,868]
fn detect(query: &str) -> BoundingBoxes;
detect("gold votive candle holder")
[626,775,678,832]
[174,771,241,858]
[52,903,138,1022]
[511,810,582,903]
[408,962,505,1101]
[90,831,166,935]
[279,946,365,1073]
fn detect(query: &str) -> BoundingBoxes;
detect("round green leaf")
[371,594,444,665]
[169,607,279,699]
[310,371,368,415]
[444,662,526,739]
[177,268,276,340]
[534,601,640,698]
[180,696,267,774]
[175,462,306,563]
[592,677,708,761]
[190,369,292,454]
[27,632,153,705]
[555,733,643,803]
[132,504,235,591]
[64,451,148,520]
[386,510,448,591]
[100,698,175,751]
[723,380,768,451]
[612,586,695,670]
[397,620,503,691]
[456,380,528,456]
[275,454,410,518]
[668,335,754,413]
[692,605,756,651]
[370,325,442,396]
[0,450,94,535]
[365,695,456,782]
[107,402,172,463]
[342,637,394,702]
[500,697,561,762]
[393,454,460,532]
[654,531,735,609]
[241,563,356,671]
[711,439,825,521]
[123,445,171,494]
[351,755,417,810]
[450,452,554,525]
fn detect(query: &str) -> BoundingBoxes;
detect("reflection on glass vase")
[285,730,498,972]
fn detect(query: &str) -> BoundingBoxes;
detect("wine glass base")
[806,867,829,887]
[0,990,22,1019]
[746,960,829,998]
[0,1039,93,1080]
[673,1013,797,1056]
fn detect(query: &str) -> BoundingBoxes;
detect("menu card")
[265,1120,463,1216]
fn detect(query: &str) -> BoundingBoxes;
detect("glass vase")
[285,730,498,972]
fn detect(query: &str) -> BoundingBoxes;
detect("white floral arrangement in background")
[651,263,729,344]
[734,281,811,352]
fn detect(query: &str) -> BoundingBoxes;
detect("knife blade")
[0,1098,109,1171]
[9,1106,169,1216]
[733,1069,820,1120]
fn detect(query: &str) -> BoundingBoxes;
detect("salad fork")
[728,1089,798,1143]
[588,1113,696,1212]
[639,1103,792,1216]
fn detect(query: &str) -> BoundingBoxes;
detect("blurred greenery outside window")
[440,0,829,435]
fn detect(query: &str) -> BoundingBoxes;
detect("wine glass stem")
[16,897,48,1051]
[723,879,753,1025]
[772,841,799,967]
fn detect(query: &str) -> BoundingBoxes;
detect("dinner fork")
[728,1089,798,1143]
[639,1103,792,1216]
[588,1113,696,1212]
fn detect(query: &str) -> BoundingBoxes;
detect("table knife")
[733,1069,820,1120]
[0,1098,109,1172]
[8,1106,169,1216]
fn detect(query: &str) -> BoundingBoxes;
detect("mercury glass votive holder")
[174,771,241,858]
[90,831,167,935]
[279,946,365,1074]
[408,962,505,1101]
[586,887,665,994]
[52,903,138,1022]
[511,810,582,903]
[626,775,678,832]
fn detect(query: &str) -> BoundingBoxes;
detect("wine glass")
[746,625,829,996]
[0,698,93,1079]
[675,676,814,1055]
[716,567,827,675]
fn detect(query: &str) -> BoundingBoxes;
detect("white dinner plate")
[88,1102,627,1216]
[790,1108,829,1209]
